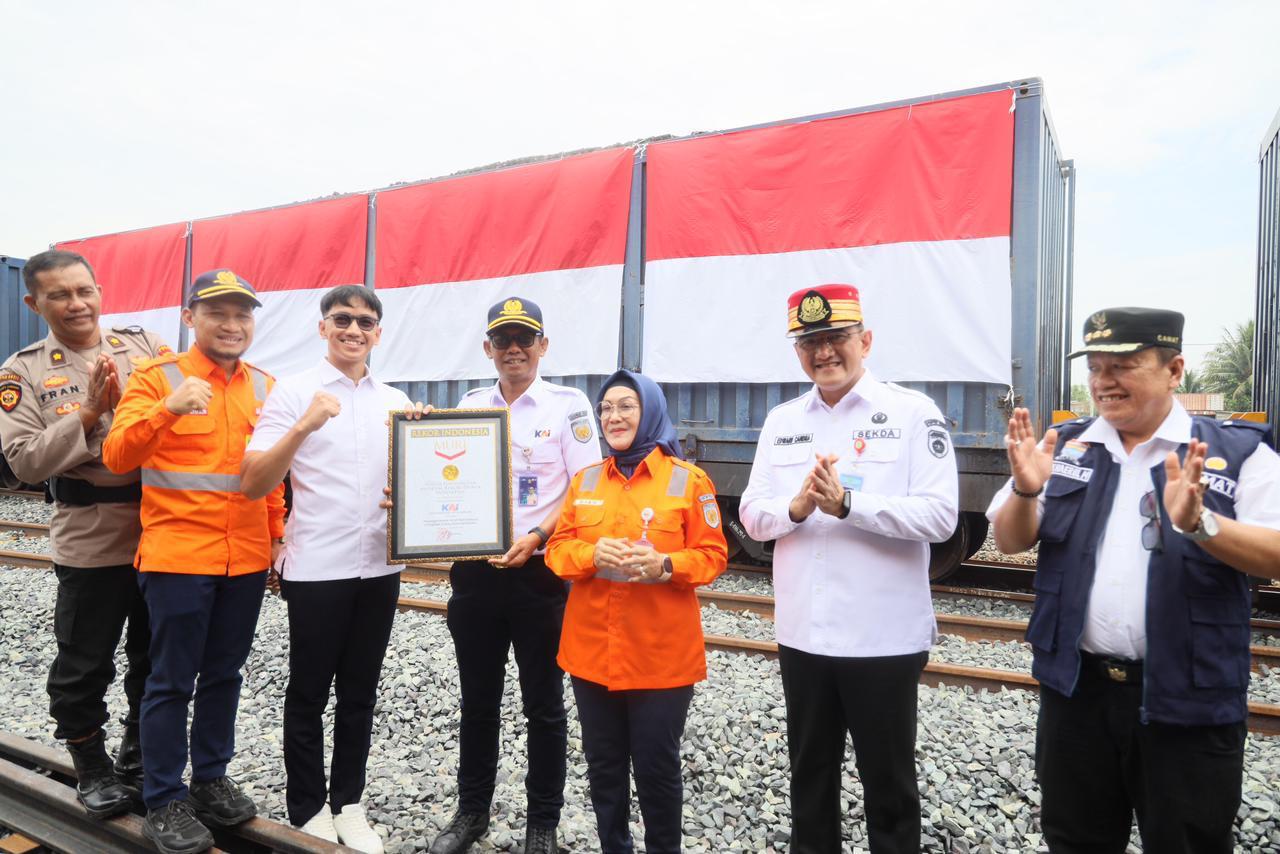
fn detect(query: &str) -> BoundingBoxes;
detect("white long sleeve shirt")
[740,372,959,657]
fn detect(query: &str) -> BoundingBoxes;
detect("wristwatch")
[838,489,852,519]
[1171,507,1220,542]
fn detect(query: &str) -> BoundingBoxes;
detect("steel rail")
[0,732,354,853]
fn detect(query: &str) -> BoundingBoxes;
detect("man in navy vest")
[988,306,1280,853]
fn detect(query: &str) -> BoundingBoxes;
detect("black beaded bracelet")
[1011,482,1044,499]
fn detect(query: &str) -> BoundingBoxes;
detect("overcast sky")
[3,0,1277,377]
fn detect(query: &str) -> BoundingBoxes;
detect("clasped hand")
[593,537,666,581]
[789,454,846,520]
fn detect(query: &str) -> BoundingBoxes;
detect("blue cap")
[188,269,262,308]
[486,296,543,334]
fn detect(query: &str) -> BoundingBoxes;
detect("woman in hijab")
[545,369,728,854]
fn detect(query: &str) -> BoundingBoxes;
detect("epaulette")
[241,361,275,381]
[111,325,146,335]
[137,353,180,371]
[459,385,491,400]
[885,382,932,401]
[15,339,44,355]
[1220,419,1268,433]
[767,395,808,417]
[670,456,704,475]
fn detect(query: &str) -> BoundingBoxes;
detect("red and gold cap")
[786,284,863,337]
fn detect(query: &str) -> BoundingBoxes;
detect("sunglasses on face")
[1139,489,1163,552]
[325,312,378,331]
[489,330,540,349]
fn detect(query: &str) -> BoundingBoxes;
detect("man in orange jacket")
[104,269,285,854]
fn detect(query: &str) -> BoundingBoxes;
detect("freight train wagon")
[11,78,1075,580]
[1255,106,1280,450]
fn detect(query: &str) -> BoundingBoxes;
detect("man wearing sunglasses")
[739,284,959,854]
[429,296,601,854]
[240,285,420,852]
[989,306,1280,853]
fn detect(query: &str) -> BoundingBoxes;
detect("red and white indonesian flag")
[643,90,1016,385]
[373,148,633,382]
[191,195,368,377]
[56,222,187,345]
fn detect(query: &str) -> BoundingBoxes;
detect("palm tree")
[1202,320,1254,412]
[1177,367,1205,394]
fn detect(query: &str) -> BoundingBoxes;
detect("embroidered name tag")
[574,498,605,506]
[775,433,813,446]
[1051,461,1093,483]
[853,428,902,440]
[1202,473,1237,500]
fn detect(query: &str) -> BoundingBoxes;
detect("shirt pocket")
[642,508,685,552]
[166,416,217,467]
[528,442,563,472]
[769,443,812,467]
[570,502,608,536]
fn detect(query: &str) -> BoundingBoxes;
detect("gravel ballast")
[4,566,1280,851]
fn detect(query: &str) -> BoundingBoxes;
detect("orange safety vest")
[546,449,728,690]
[102,346,285,575]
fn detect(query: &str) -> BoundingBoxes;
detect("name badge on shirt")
[840,473,864,492]
[518,474,539,507]
[1051,460,1093,483]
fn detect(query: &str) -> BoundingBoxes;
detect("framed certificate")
[388,408,513,562]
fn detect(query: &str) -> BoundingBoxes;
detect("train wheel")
[928,512,986,582]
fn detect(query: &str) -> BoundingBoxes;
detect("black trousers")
[778,645,927,854]
[281,573,400,826]
[47,563,151,741]
[138,571,266,809]
[446,556,567,827]
[572,677,693,854]
[1037,664,1245,854]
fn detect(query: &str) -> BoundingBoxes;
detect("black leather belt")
[1081,651,1144,685]
[46,476,142,506]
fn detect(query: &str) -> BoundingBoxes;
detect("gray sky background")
[3,0,1276,380]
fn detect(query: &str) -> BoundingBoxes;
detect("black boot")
[523,825,558,854]
[429,810,489,854]
[114,720,143,797]
[66,730,133,819]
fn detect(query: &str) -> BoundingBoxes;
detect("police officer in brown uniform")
[0,249,171,819]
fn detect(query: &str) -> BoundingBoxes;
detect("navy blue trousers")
[137,571,266,809]
[571,676,693,854]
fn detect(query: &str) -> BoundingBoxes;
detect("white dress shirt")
[457,376,602,547]
[740,372,959,657]
[247,359,411,582]
[986,401,1280,660]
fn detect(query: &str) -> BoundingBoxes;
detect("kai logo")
[534,428,551,438]
[441,503,460,513]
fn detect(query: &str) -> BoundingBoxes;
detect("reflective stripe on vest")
[594,566,668,584]
[142,468,241,492]
[580,465,603,493]
[158,361,267,399]
[667,465,689,497]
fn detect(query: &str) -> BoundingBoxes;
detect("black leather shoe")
[65,730,133,819]
[523,825,558,854]
[114,720,143,796]
[187,775,256,827]
[428,810,489,854]
[143,800,214,854]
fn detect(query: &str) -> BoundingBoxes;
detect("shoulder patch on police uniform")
[927,429,951,458]
[0,370,21,384]
[703,501,721,529]
[0,383,21,412]
[570,414,593,443]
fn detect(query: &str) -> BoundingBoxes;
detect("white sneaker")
[333,804,384,853]
[300,808,339,842]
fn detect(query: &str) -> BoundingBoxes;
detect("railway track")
[0,732,351,853]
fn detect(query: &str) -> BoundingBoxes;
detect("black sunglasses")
[1139,489,1162,552]
[489,330,540,349]
[325,312,378,331]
